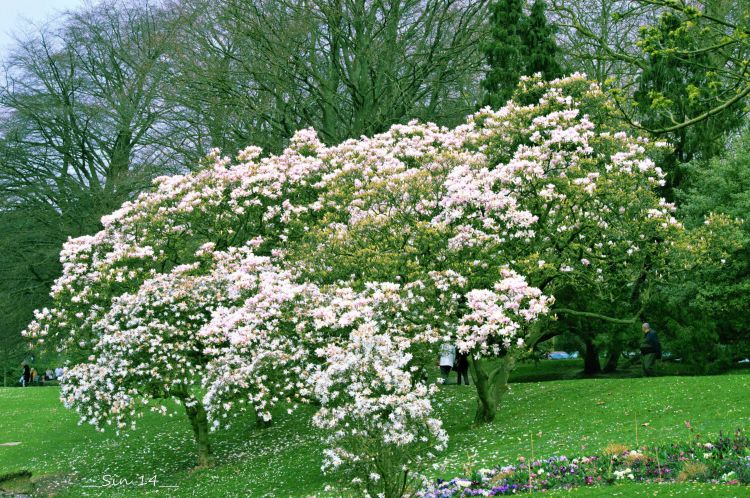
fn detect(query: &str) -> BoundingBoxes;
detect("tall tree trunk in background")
[603,336,623,373]
[583,337,601,375]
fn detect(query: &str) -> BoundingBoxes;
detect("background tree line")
[1,0,748,383]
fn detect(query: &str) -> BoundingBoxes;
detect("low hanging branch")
[553,307,642,325]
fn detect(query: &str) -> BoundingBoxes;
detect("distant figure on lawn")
[439,343,456,384]
[640,322,662,377]
[22,363,30,387]
[55,366,64,380]
[454,350,470,385]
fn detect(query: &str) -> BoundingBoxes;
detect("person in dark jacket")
[454,350,470,385]
[640,322,661,376]
[22,363,30,387]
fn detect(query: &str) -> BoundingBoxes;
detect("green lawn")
[1,369,749,496]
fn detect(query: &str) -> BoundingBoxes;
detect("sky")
[0,0,89,56]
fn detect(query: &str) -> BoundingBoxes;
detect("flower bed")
[420,430,750,496]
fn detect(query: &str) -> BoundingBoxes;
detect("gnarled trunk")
[603,341,623,373]
[185,402,212,467]
[583,338,601,375]
[470,355,515,424]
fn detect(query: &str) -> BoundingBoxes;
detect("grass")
[1,365,749,496]
[510,358,588,383]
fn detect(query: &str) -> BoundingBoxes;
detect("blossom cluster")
[456,269,552,355]
[311,325,447,479]
[59,245,292,432]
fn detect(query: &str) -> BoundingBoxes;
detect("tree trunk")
[184,402,212,467]
[603,340,623,373]
[470,355,515,424]
[583,338,601,375]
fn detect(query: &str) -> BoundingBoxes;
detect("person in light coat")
[438,343,456,384]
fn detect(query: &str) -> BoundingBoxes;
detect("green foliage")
[654,127,750,371]
[679,128,750,328]
[634,9,747,195]
[654,212,749,373]
[481,0,527,107]
[482,0,563,107]
[679,128,750,227]
[522,0,563,81]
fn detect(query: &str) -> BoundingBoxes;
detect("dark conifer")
[522,0,562,80]
[481,0,526,108]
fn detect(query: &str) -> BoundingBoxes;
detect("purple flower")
[489,484,510,495]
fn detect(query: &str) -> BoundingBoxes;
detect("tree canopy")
[26,76,686,476]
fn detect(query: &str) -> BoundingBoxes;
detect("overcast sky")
[0,0,89,56]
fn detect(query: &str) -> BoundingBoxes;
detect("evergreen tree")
[481,0,526,108]
[634,10,745,197]
[522,0,562,80]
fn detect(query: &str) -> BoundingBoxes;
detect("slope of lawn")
[1,369,749,497]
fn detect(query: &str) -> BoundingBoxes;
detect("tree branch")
[553,307,641,324]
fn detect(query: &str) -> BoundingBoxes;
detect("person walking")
[22,363,30,387]
[640,322,661,376]
[438,343,456,384]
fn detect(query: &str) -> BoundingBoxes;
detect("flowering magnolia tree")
[27,74,682,473]
[25,140,331,465]
[291,281,451,496]
[52,248,306,466]
[290,73,681,422]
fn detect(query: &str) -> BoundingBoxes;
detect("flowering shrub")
[312,325,447,497]
[25,73,684,471]
[199,258,316,428]
[57,247,300,465]
[419,430,750,496]
[24,136,331,464]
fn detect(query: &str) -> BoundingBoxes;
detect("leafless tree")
[167,0,489,155]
